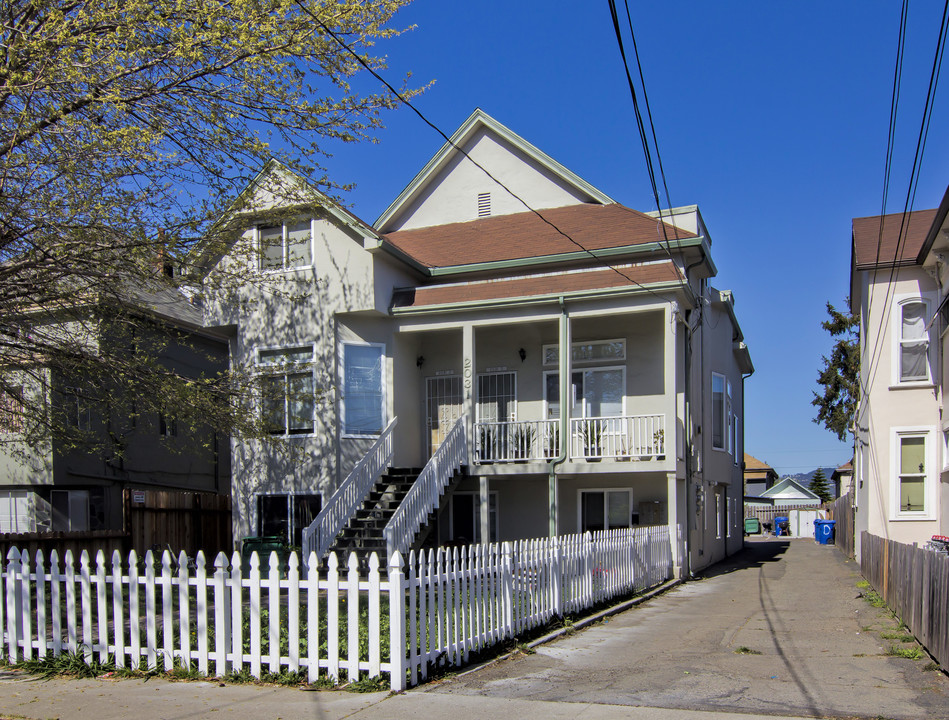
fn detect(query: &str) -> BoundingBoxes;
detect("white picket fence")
[0,525,672,690]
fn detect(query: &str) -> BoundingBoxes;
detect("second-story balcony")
[475,414,665,464]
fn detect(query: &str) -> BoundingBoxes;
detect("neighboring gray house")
[195,109,754,576]
[0,285,230,535]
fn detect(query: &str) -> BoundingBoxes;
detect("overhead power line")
[293,1,689,304]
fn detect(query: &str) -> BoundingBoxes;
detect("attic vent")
[477,192,491,217]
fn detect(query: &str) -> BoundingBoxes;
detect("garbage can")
[744,517,761,535]
[241,536,289,574]
[814,519,836,545]
[774,516,790,536]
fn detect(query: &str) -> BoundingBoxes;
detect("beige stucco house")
[851,188,949,559]
[198,109,753,575]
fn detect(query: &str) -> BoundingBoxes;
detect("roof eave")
[390,280,687,316]
[414,235,708,278]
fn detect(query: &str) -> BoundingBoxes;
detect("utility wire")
[297,3,687,304]
[607,0,679,261]
[861,0,949,397]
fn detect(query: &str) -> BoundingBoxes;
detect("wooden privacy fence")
[0,525,672,690]
[860,532,949,668]
[827,493,854,557]
[124,488,232,558]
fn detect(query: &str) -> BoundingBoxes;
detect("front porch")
[390,306,678,473]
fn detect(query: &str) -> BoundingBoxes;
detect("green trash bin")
[241,536,289,574]
[744,517,761,535]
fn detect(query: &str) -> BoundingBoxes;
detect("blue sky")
[318,2,949,476]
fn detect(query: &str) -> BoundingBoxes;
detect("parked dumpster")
[814,519,836,545]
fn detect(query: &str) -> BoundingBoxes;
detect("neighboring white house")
[851,188,949,559]
[754,477,821,507]
[196,109,753,575]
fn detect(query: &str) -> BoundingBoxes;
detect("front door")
[426,375,462,456]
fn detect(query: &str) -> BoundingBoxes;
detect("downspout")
[547,297,570,537]
[682,257,705,578]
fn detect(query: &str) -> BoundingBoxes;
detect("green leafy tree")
[808,467,833,504]
[812,301,860,441]
[0,0,422,452]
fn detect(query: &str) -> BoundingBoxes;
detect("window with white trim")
[712,373,725,450]
[896,298,930,383]
[258,220,313,272]
[544,367,624,419]
[258,346,315,436]
[341,343,385,436]
[579,489,633,532]
[726,379,734,455]
[897,432,927,513]
[0,386,24,434]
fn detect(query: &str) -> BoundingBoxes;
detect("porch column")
[462,323,476,468]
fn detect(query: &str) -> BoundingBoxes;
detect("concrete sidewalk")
[0,539,946,720]
[0,672,836,720]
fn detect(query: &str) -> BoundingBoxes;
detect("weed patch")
[880,631,915,643]
[734,646,762,655]
[886,645,923,660]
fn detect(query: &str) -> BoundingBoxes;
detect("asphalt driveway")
[420,538,949,719]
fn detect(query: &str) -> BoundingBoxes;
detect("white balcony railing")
[474,414,665,463]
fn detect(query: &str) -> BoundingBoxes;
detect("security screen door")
[426,376,462,455]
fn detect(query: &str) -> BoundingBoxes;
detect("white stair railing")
[302,417,397,560]
[384,416,467,559]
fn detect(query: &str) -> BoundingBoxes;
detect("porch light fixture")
[518,348,526,363]
[416,355,425,368]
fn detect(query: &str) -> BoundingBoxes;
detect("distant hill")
[786,468,836,484]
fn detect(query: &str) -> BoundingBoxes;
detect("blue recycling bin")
[814,519,836,545]
[774,516,789,536]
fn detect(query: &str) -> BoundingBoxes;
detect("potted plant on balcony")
[478,426,496,463]
[543,424,560,459]
[581,422,602,462]
[653,428,665,460]
[511,425,536,463]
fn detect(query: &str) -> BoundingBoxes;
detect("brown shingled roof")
[384,203,696,269]
[743,453,774,471]
[393,261,683,309]
[852,209,937,269]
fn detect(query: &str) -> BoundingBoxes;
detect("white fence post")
[5,548,20,662]
[306,552,320,684]
[80,550,92,663]
[111,550,124,668]
[18,549,31,661]
[213,552,231,677]
[388,551,407,692]
[35,551,46,659]
[501,542,514,638]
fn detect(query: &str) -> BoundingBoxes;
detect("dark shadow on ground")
[690,538,790,581]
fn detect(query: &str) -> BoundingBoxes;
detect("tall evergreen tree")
[808,468,833,503]
[812,302,859,441]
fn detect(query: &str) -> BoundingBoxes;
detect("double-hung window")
[258,220,313,272]
[892,427,935,519]
[341,343,385,436]
[896,299,930,383]
[258,346,315,436]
